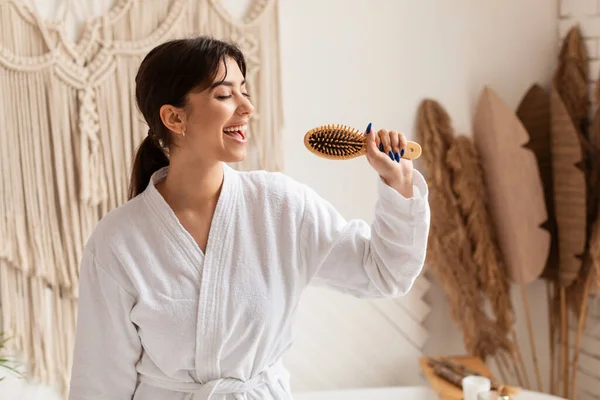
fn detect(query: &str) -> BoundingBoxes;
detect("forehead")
[213,57,245,83]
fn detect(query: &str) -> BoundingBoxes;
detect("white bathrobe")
[69,163,430,400]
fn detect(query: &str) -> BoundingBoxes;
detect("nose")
[237,95,255,117]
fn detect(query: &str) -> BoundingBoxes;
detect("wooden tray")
[419,355,495,400]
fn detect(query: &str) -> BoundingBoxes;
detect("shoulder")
[78,195,149,294]
[83,194,148,258]
[231,168,323,219]
[234,168,310,199]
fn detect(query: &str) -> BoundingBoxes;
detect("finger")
[377,129,390,151]
[389,130,401,162]
[376,129,387,153]
[377,129,394,161]
[366,123,389,163]
[397,131,408,158]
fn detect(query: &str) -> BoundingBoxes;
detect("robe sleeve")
[300,169,430,298]
[69,247,142,400]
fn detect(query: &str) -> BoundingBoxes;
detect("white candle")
[462,375,492,400]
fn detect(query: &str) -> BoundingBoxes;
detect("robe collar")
[141,163,238,264]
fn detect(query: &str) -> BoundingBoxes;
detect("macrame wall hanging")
[0,0,282,396]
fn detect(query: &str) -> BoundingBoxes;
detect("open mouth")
[223,124,247,142]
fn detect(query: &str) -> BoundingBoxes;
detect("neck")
[159,158,224,211]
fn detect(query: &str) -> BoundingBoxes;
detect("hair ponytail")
[128,133,169,199]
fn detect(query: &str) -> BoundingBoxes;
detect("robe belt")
[139,361,286,399]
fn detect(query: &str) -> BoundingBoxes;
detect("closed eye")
[216,93,250,100]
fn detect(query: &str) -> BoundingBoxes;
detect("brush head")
[304,124,422,160]
[304,124,365,160]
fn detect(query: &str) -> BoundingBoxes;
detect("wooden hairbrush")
[304,124,422,161]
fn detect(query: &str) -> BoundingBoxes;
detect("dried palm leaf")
[555,26,594,294]
[417,99,500,360]
[473,86,550,284]
[551,26,593,399]
[516,84,562,393]
[446,136,524,383]
[586,78,600,294]
[594,74,600,152]
[588,48,600,219]
[473,87,549,390]
[592,220,600,293]
[555,26,589,138]
[446,136,514,338]
[552,63,588,398]
[418,99,455,183]
[550,84,587,287]
[516,84,559,281]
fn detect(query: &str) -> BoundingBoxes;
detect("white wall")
[4,0,564,398]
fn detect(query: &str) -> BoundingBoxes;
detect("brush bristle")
[306,124,364,158]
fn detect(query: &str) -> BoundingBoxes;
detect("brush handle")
[399,141,422,160]
[360,137,422,160]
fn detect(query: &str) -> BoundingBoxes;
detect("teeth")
[223,125,247,132]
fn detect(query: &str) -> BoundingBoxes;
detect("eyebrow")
[210,80,246,89]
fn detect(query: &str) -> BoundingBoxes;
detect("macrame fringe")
[0,0,283,397]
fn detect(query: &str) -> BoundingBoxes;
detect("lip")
[224,121,249,128]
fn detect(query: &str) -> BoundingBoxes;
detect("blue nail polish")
[395,152,400,162]
[388,151,394,160]
[401,149,405,157]
[366,123,372,134]
[379,143,384,152]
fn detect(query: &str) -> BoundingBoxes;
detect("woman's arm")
[69,248,142,400]
[300,169,430,298]
[300,124,430,298]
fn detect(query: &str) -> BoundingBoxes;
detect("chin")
[222,149,246,164]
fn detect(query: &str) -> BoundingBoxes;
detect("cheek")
[193,101,235,129]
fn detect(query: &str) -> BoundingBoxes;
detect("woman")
[69,36,430,400]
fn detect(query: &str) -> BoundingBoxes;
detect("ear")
[159,104,186,134]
